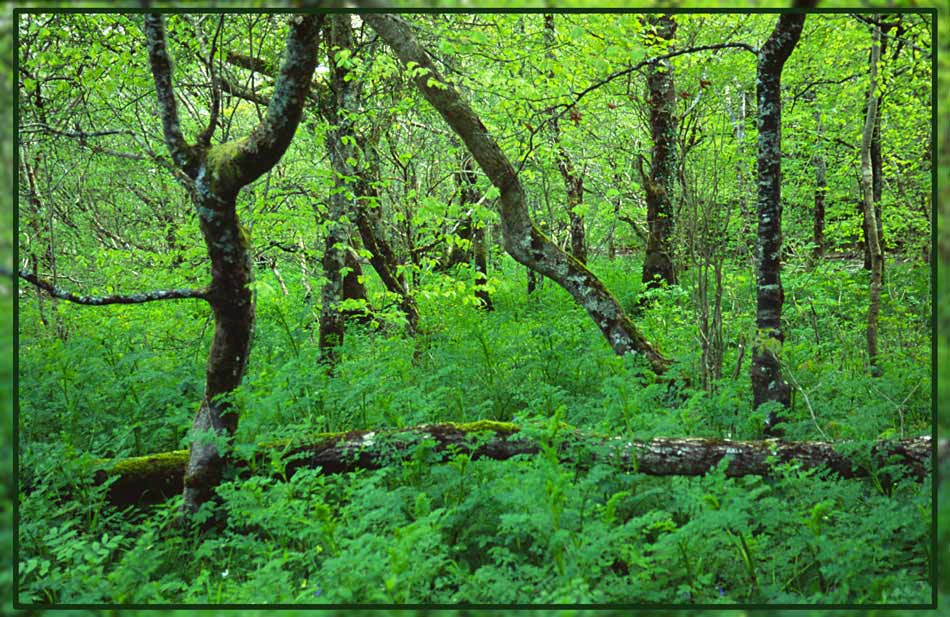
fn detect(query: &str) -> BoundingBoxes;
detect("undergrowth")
[16,254,933,604]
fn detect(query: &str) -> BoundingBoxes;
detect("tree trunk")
[863,21,890,275]
[808,92,826,261]
[144,13,319,514]
[88,424,937,507]
[750,14,805,435]
[226,40,419,332]
[365,13,670,374]
[20,151,65,337]
[319,15,361,364]
[352,143,420,332]
[341,246,373,324]
[860,23,884,374]
[814,150,826,261]
[184,190,254,509]
[641,15,678,288]
[458,156,494,310]
[545,14,587,266]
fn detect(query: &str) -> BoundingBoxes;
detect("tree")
[544,14,587,266]
[142,13,319,513]
[860,21,884,374]
[226,42,420,334]
[318,15,358,365]
[640,14,678,288]
[363,13,670,374]
[749,13,806,435]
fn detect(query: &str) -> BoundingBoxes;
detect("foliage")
[3,4,943,611]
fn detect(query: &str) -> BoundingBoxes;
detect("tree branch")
[143,14,197,174]
[13,268,209,306]
[517,41,757,172]
[226,50,279,76]
[229,15,322,188]
[219,77,270,107]
[19,123,136,139]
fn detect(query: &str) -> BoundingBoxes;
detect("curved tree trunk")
[352,143,420,331]
[226,43,419,333]
[750,14,805,435]
[365,13,669,374]
[642,14,678,288]
[184,190,253,508]
[144,13,319,514]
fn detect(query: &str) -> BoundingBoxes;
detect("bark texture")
[365,13,669,373]
[750,14,805,435]
[144,14,319,514]
[860,24,884,372]
[642,15,678,288]
[87,424,937,507]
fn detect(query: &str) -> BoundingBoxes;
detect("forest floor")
[16,253,935,604]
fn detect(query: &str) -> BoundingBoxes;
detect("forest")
[12,8,937,606]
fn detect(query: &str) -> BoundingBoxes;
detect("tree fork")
[144,13,320,514]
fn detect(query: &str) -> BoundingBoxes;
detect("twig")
[783,361,828,440]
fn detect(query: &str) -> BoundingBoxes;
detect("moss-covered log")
[89,422,938,507]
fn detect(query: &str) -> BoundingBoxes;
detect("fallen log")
[86,421,939,507]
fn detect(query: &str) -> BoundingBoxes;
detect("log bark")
[87,422,939,507]
[364,13,669,374]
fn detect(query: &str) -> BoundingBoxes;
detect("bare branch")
[11,268,209,306]
[220,77,270,107]
[196,15,225,147]
[229,14,321,189]
[143,14,197,174]
[19,123,136,138]
[517,41,758,172]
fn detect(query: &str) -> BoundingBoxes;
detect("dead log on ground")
[81,422,938,507]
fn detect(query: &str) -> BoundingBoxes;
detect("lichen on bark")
[750,14,805,434]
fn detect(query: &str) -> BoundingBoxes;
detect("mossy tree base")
[87,422,938,507]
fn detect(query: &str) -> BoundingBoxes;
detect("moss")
[107,449,189,477]
[258,430,353,451]
[205,138,248,192]
[444,420,521,435]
